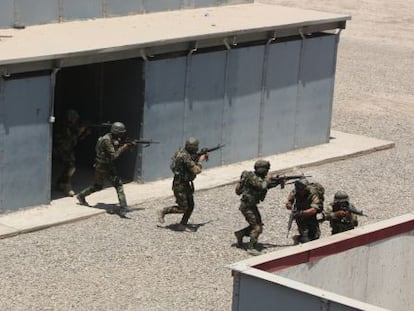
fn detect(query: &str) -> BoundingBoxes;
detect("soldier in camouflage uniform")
[324,191,358,235]
[76,122,132,217]
[234,160,272,255]
[285,178,323,244]
[53,109,87,197]
[157,137,208,231]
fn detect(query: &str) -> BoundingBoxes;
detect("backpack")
[170,150,181,175]
[308,182,325,206]
[235,171,253,195]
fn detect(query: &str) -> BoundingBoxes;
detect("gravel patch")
[0,1,413,310]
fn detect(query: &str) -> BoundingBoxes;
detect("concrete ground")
[0,130,393,239]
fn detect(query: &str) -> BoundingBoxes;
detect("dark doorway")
[52,58,144,198]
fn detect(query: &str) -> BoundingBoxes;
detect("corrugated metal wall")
[0,75,51,211]
[0,33,338,210]
[0,0,253,28]
[142,34,338,181]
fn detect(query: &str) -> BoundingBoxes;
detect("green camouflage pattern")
[78,133,129,207]
[235,171,268,247]
[288,186,323,242]
[161,147,202,225]
[325,202,358,234]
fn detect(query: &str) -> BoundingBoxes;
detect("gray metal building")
[0,1,350,212]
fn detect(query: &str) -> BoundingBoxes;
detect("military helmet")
[294,178,309,190]
[66,109,80,123]
[334,191,349,203]
[111,122,126,135]
[254,159,270,171]
[185,137,199,152]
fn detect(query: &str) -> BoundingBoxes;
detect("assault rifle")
[194,143,225,161]
[267,174,312,189]
[286,201,298,238]
[334,203,368,217]
[124,138,160,147]
[78,121,112,139]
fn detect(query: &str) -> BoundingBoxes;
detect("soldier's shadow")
[158,220,214,232]
[93,203,144,219]
[231,242,286,250]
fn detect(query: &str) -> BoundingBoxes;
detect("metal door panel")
[141,57,187,181]
[143,0,181,13]
[104,0,143,16]
[184,51,226,167]
[0,75,51,211]
[224,46,265,163]
[295,35,337,148]
[0,0,14,28]
[14,0,59,26]
[101,59,144,181]
[193,0,216,8]
[62,0,102,21]
[261,40,301,156]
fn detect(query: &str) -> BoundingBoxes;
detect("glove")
[334,210,348,218]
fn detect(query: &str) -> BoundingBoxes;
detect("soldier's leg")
[308,222,321,241]
[241,206,262,252]
[157,189,185,223]
[106,167,129,217]
[297,220,311,243]
[248,209,263,250]
[63,166,76,197]
[57,153,76,196]
[77,166,104,206]
[157,206,183,223]
[180,192,194,225]
[234,203,253,247]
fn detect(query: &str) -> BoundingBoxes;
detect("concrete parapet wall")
[230,213,414,311]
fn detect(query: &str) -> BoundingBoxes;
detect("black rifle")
[267,174,312,189]
[286,201,298,238]
[335,204,367,217]
[78,121,112,140]
[194,144,225,161]
[84,121,112,128]
[124,138,160,147]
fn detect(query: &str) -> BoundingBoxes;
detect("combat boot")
[76,193,89,206]
[117,206,131,218]
[63,183,75,197]
[247,247,261,256]
[234,231,244,248]
[157,209,165,223]
[177,224,187,231]
[246,237,261,256]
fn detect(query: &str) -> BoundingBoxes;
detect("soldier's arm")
[301,193,321,217]
[249,175,268,190]
[323,205,334,220]
[185,155,203,175]
[102,139,129,161]
[285,192,295,209]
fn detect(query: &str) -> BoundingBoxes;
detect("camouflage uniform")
[234,160,270,253]
[324,191,358,234]
[286,180,323,243]
[77,122,130,216]
[53,109,83,196]
[158,138,205,228]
